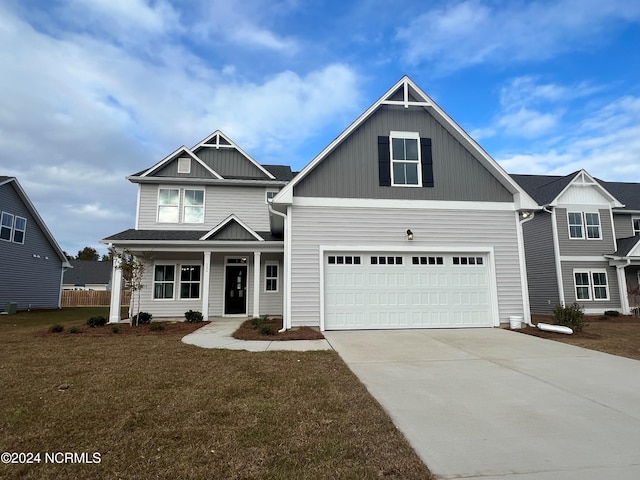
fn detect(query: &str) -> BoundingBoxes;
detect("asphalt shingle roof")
[104,229,282,242]
[612,235,640,257]
[510,173,578,206]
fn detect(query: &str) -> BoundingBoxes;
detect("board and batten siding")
[293,104,513,202]
[192,147,270,179]
[522,211,560,313]
[137,184,272,231]
[289,205,524,327]
[613,213,635,238]
[561,260,621,310]
[0,182,64,310]
[555,208,616,256]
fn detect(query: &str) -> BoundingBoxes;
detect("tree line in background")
[63,246,112,262]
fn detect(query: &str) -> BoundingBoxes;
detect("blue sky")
[1,0,639,256]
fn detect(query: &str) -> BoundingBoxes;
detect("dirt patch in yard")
[233,317,325,341]
[517,314,640,360]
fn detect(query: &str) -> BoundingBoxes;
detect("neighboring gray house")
[0,176,71,311]
[104,76,540,329]
[63,260,113,290]
[513,171,640,314]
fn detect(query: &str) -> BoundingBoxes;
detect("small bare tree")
[110,247,146,326]
[628,285,640,317]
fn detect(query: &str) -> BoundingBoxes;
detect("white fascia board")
[128,177,286,187]
[292,196,516,211]
[192,130,276,180]
[99,241,283,252]
[559,256,610,262]
[141,146,223,179]
[319,244,495,253]
[200,214,264,241]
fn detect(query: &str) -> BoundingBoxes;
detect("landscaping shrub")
[49,324,64,333]
[132,311,152,325]
[149,323,165,332]
[251,316,265,328]
[604,310,620,317]
[260,324,274,335]
[86,315,107,328]
[111,325,120,334]
[69,326,81,334]
[553,303,585,332]
[184,310,203,322]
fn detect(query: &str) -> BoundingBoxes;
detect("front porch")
[607,235,640,314]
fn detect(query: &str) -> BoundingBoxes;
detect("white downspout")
[546,206,565,306]
[269,204,288,332]
[517,211,535,326]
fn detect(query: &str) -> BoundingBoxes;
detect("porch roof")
[103,229,283,242]
[611,235,640,258]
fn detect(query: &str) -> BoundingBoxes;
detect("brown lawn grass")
[519,314,640,361]
[0,308,434,480]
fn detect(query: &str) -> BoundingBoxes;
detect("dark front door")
[225,265,247,314]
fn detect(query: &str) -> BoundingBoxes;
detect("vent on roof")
[177,158,191,174]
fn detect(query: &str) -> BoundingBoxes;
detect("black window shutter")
[420,138,434,187]
[378,136,391,186]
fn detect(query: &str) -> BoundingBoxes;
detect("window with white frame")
[266,191,278,204]
[157,189,179,223]
[574,270,609,301]
[390,131,421,186]
[567,212,584,239]
[585,212,601,239]
[265,262,279,292]
[633,217,640,235]
[183,189,204,223]
[13,216,26,244]
[154,265,175,299]
[177,157,191,174]
[0,212,14,241]
[180,265,201,299]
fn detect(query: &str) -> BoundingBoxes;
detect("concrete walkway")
[181,318,332,351]
[324,328,640,480]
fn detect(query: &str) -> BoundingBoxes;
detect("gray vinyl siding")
[131,252,282,318]
[137,184,271,231]
[193,147,270,179]
[289,205,524,327]
[294,104,513,202]
[259,253,283,315]
[153,156,217,178]
[212,222,259,241]
[556,208,616,255]
[561,260,621,310]
[613,213,635,238]
[0,182,64,310]
[522,212,559,313]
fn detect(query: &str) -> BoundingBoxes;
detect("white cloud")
[498,108,561,138]
[397,0,640,72]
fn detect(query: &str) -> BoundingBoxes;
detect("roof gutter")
[269,204,289,333]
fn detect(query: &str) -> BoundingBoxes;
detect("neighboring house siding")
[522,212,559,313]
[613,213,634,238]
[0,183,63,310]
[561,260,621,310]
[289,205,524,327]
[556,208,616,256]
[193,147,270,179]
[137,184,272,231]
[293,105,513,202]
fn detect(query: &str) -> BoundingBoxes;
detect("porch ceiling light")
[406,229,413,240]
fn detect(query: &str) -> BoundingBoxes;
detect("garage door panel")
[325,251,494,330]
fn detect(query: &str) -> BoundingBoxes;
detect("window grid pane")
[568,213,583,238]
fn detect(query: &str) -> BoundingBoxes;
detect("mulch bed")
[40,321,207,337]
[232,317,325,341]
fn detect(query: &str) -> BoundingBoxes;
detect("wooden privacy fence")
[61,290,131,307]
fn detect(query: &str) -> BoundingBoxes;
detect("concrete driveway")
[324,328,640,480]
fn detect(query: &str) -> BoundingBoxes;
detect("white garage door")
[324,252,494,330]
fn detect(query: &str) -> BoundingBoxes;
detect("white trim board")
[292,197,517,211]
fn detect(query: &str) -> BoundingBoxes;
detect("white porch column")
[108,256,123,323]
[617,265,631,314]
[202,251,211,321]
[253,251,261,318]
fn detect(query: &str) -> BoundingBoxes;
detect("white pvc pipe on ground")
[537,322,573,335]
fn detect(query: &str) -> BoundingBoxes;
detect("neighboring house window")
[154,265,175,299]
[180,265,201,299]
[177,157,191,174]
[13,216,26,244]
[390,131,421,186]
[183,189,204,223]
[265,262,279,292]
[633,217,640,235]
[0,212,13,241]
[574,270,609,301]
[266,191,278,204]
[585,213,601,239]
[158,189,179,223]
[568,212,584,239]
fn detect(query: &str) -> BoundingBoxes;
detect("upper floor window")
[568,211,601,240]
[1,212,14,241]
[633,217,640,235]
[183,189,204,223]
[13,216,26,244]
[158,189,179,223]
[390,131,421,186]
